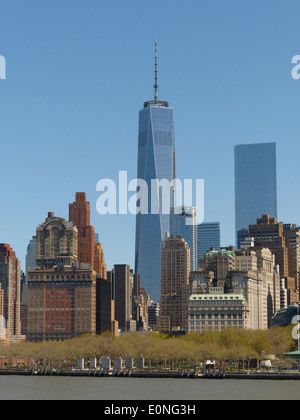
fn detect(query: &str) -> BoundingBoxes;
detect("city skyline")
[1,1,300,277]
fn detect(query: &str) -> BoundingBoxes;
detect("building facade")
[0,244,24,343]
[187,245,282,333]
[170,206,198,271]
[158,234,190,332]
[234,142,277,247]
[36,212,78,268]
[197,222,221,261]
[69,192,107,279]
[249,214,299,303]
[27,212,98,341]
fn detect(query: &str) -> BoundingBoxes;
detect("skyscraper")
[69,192,107,278]
[158,233,190,332]
[135,41,175,303]
[197,222,221,261]
[27,212,98,342]
[25,235,37,280]
[0,244,24,343]
[170,206,198,271]
[234,142,277,247]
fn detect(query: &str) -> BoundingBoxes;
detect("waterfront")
[0,376,299,400]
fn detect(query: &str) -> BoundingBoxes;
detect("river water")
[0,376,299,400]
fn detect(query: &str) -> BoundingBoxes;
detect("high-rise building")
[25,235,37,280]
[0,286,4,344]
[170,206,198,271]
[69,192,95,269]
[135,41,175,303]
[36,211,78,268]
[234,142,277,247]
[249,214,299,303]
[27,212,98,342]
[157,233,190,332]
[187,245,282,333]
[96,276,112,334]
[69,192,107,279]
[197,222,221,261]
[204,247,236,282]
[0,244,25,343]
[110,264,132,332]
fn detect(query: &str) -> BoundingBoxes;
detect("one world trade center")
[135,41,175,303]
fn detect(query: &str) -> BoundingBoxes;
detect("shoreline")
[0,369,300,380]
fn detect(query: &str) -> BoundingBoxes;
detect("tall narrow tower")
[135,41,175,302]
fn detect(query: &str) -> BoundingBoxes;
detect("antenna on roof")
[154,40,158,104]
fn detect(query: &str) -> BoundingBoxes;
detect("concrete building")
[203,247,236,281]
[249,215,299,303]
[69,192,107,279]
[0,244,25,344]
[28,212,97,342]
[110,264,132,332]
[36,211,78,268]
[170,206,198,271]
[158,234,190,332]
[25,235,37,280]
[187,292,249,333]
[186,245,282,333]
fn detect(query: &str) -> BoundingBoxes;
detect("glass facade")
[135,103,175,303]
[234,142,277,246]
[170,206,198,271]
[197,222,221,260]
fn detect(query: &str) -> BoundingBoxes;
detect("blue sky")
[1,0,300,275]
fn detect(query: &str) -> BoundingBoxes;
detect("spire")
[144,40,169,108]
[154,39,158,104]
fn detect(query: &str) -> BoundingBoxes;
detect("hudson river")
[0,376,299,400]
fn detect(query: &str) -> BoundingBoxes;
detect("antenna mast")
[154,40,158,104]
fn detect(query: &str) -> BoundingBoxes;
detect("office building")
[234,142,277,247]
[69,192,107,279]
[204,247,236,282]
[170,206,198,271]
[27,212,98,341]
[157,234,190,332]
[197,222,221,261]
[36,211,78,268]
[0,244,25,344]
[25,236,37,280]
[96,276,112,334]
[187,245,282,333]
[110,264,132,332]
[135,41,175,303]
[249,214,299,303]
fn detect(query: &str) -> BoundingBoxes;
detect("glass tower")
[170,206,198,271]
[135,42,175,303]
[197,222,221,260]
[234,142,277,246]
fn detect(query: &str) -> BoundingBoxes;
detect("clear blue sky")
[1,0,300,274]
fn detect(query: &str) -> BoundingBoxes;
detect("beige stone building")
[157,234,190,332]
[186,246,282,333]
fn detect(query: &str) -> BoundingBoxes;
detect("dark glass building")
[234,142,277,246]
